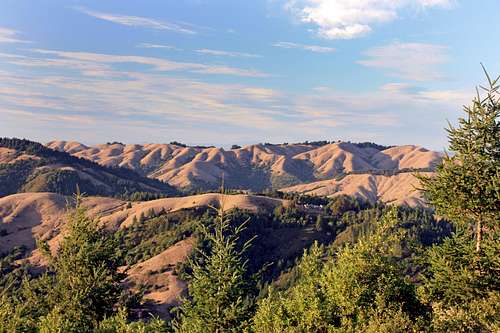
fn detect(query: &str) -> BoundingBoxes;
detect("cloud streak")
[0,52,468,147]
[0,49,269,78]
[137,43,182,51]
[272,41,335,53]
[0,27,29,43]
[195,49,262,58]
[76,7,197,34]
[358,42,449,81]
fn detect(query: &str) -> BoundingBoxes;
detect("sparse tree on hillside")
[315,215,326,232]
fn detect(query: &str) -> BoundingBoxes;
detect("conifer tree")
[418,69,499,252]
[39,194,126,332]
[418,70,500,331]
[173,206,255,333]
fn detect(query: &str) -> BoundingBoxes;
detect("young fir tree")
[38,194,126,332]
[418,69,499,252]
[173,206,255,333]
[418,70,500,332]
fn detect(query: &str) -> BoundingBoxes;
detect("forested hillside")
[0,138,178,198]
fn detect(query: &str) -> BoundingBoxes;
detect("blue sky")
[0,0,499,149]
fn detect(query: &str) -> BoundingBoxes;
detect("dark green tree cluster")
[253,209,426,332]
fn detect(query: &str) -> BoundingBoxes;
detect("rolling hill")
[281,172,433,206]
[0,192,287,254]
[47,140,442,194]
[0,138,178,198]
[0,191,290,314]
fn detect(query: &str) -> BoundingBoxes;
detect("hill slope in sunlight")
[0,191,289,315]
[47,140,442,193]
[0,138,178,198]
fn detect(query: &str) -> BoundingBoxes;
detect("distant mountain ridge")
[47,140,443,195]
[0,138,178,198]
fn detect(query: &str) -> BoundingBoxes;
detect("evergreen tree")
[173,207,256,333]
[94,308,170,333]
[38,194,126,332]
[139,212,146,223]
[419,230,499,332]
[418,69,499,252]
[418,70,500,331]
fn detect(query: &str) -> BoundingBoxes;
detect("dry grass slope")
[282,172,433,207]
[47,141,442,192]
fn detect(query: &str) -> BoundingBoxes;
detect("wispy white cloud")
[418,0,454,8]
[0,39,466,147]
[195,48,262,58]
[1,108,95,125]
[0,51,468,147]
[0,27,29,43]
[1,49,269,78]
[75,6,197,34]
[137,43,182,51]
[285,0,453,39]
[358,42,449,81]
[272,41,335,53]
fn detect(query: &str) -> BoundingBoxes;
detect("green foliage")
[292,140,392,150]
[0,189,463,332]
[36,196,125,331]
[418,72,499,251]
[0,290,35,333]
[270,173,307,189]
[327,194,370,217]
[115,209,200,265]
[22,169,88,194]
[418,230,500,332]
[252,208,426,332]
[272,204,310,225]
[95,308,171,333]
[416,70,500,331]
[0,246,27,279]
[0,159,39,197]
[314,215,325,231]
[0,195,148,332]
[174,208,256,333]
[120,191,168,202]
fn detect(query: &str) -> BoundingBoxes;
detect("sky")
[0,0,499,149]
